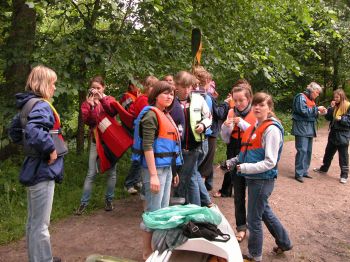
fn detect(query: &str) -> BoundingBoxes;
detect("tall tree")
[0,0,36,159]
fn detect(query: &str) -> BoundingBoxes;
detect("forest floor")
[0,127,349,262]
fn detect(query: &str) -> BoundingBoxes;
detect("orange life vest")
[302,93,316,108]
[231,110,256,139]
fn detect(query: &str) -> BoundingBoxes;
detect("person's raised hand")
[318,106,327,115]
[233,116,241,125]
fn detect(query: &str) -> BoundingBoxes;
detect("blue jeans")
[246,179,291,261]
[197,140,211,206]
[295,136,313,178]
[197,139,208,166]
[81,142,117,205]
[176,147,211,206]
[124,160,141,189]
[142,166,172,212]
[27,180,55,262]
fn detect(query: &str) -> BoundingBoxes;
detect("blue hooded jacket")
[8,92,64,186]
[291,91,318,137]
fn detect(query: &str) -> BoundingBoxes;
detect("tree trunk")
[0,0,36,160]
[76,89,86,154]
[322,43,328,101]
[332,45,342,91]
[3,0,36,98]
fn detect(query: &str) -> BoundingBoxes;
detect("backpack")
[20,98,68,157]
[182,221,230,242]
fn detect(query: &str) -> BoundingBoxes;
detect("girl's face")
[164,76,174,86]
[91,81,105,94]
[176,85,192,100]
[49,80,57,98]
[156,90,174,110]
[334,94,341,104]
[232,91,250,111]
[252,100,271,122]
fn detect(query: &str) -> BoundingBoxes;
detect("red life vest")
[109,99,135,129]
[94,112,133,173]
[302,93,316,108]
[231,110,256,139]
[120,91,137,110]
[126,91,137,102]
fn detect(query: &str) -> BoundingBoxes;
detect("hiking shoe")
[273,245,293,254]
[105,200,114,211]
[220,161,227,170]
[313,167,327,174]
[125,186,138,195]
[242,254,261,262]
[74,203,87,216]
[295,177,304,183]
[340,178,347,184]
[134,182,143,191]
[53,257,62,262]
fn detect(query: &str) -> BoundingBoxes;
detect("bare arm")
[144,150,160,194]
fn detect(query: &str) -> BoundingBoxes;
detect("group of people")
[292,82,350,184]
[8,64,350,262]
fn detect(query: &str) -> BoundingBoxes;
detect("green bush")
[0,147,131,245]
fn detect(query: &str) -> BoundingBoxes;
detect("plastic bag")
[143,204,222,230]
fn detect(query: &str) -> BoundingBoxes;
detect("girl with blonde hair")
[9,65,65,262]
[313,88,350,184]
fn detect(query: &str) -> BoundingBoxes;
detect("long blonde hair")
[333,88,349,116]
[25,65,57,99]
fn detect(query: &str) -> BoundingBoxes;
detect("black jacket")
[325,106,350,146]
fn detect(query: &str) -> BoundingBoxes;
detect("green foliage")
[0,147,131,245]
[213,137,227,165]
[2,0,350,150]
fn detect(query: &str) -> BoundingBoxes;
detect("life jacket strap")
[132,148,178,158]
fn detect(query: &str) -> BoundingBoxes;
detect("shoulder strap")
[19,98,42,128]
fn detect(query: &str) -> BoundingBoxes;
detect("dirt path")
[0,127,349,262]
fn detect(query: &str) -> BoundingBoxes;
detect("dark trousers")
[218,171,233,197]
[217,169,246,231]
[124,160,141,189]
[199,136,217,191]
[320,141,349,179]
[218,137,241,196]
[233,173,247,232]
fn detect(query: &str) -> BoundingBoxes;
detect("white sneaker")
[126,186,138,194]
[340,178,347,184]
